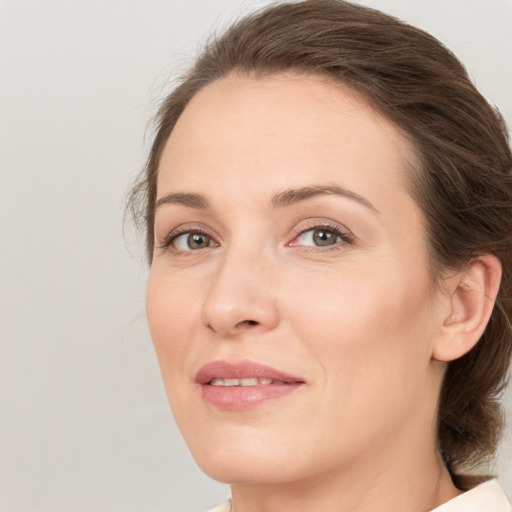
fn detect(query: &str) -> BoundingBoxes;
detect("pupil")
[313,230,336,246]
[188,233,209,249]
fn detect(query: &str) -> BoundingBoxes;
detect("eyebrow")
[155,192,210,210]
[271,184,378,213]
[154,184,377,213]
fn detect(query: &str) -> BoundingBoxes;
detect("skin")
[146,73,467,512]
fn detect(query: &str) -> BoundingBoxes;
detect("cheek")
[146,269,201,371]
[282,264,437,446]
[284,260,435,385]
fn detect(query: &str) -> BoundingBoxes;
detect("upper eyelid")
[170,225,212,237]
[287,220,357,250]
[172,231,217,251]
[293,228,351,244]
[290,219,353,237]
[163,221,213,234]
[156,218,354,248]
[157,223,218,249]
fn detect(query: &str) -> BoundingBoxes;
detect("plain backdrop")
[1,1,511,511]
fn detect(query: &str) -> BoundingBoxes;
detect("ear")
[432,254,502,362]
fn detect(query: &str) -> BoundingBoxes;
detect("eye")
[295,228,341,247]
[289,224,354,249]
[172,231,215,251]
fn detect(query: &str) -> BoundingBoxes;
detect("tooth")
[209,378,276,387]
[240,378,259,386]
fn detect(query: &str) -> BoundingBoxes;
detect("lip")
[196,360,305,410]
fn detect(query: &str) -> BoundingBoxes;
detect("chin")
[197,459,264,485]
[183,428,301,485]
[196,455,293,485]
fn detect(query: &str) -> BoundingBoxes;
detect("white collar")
[432,479,511,511]
[208,479,511,512]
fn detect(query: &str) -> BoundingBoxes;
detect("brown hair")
[128,0,512,473]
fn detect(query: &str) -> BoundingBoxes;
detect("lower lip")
[200,383,302,410]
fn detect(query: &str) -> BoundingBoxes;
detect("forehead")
[158,72,417,215]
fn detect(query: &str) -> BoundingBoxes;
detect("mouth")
[209,377,282,386]
[196,360,305,410]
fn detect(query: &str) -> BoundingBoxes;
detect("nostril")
[232,319,259,330]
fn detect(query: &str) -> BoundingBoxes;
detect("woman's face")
[147,73,447,485]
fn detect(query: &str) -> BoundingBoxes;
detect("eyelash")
[157,225,216,253]
[289,222,355,251]
[157,222,355,254]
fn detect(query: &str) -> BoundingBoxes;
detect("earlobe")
[432,254,502,362]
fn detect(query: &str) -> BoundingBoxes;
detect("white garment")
[432,479,511,511]
[207,479,511,512]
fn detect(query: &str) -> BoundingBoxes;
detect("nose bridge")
[201,236,279,335]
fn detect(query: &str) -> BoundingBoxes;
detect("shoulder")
[205,500,233,512]
[432,479,511,512]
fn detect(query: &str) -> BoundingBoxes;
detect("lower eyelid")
[157,222,353,252]
[165,228,221,254]
[174,231,212,248]
[289,225,352,246]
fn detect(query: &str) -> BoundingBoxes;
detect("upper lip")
[196,360,305,384]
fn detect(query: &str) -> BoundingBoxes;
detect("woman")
[128,1,512,510]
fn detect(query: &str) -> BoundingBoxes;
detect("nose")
[201,247,280,337]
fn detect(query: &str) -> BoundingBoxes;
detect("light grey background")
[1,1,511,511]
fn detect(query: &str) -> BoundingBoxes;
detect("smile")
[210,378,278,386]
[196,360,305,410]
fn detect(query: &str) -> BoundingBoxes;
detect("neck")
[230,423,461,512]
